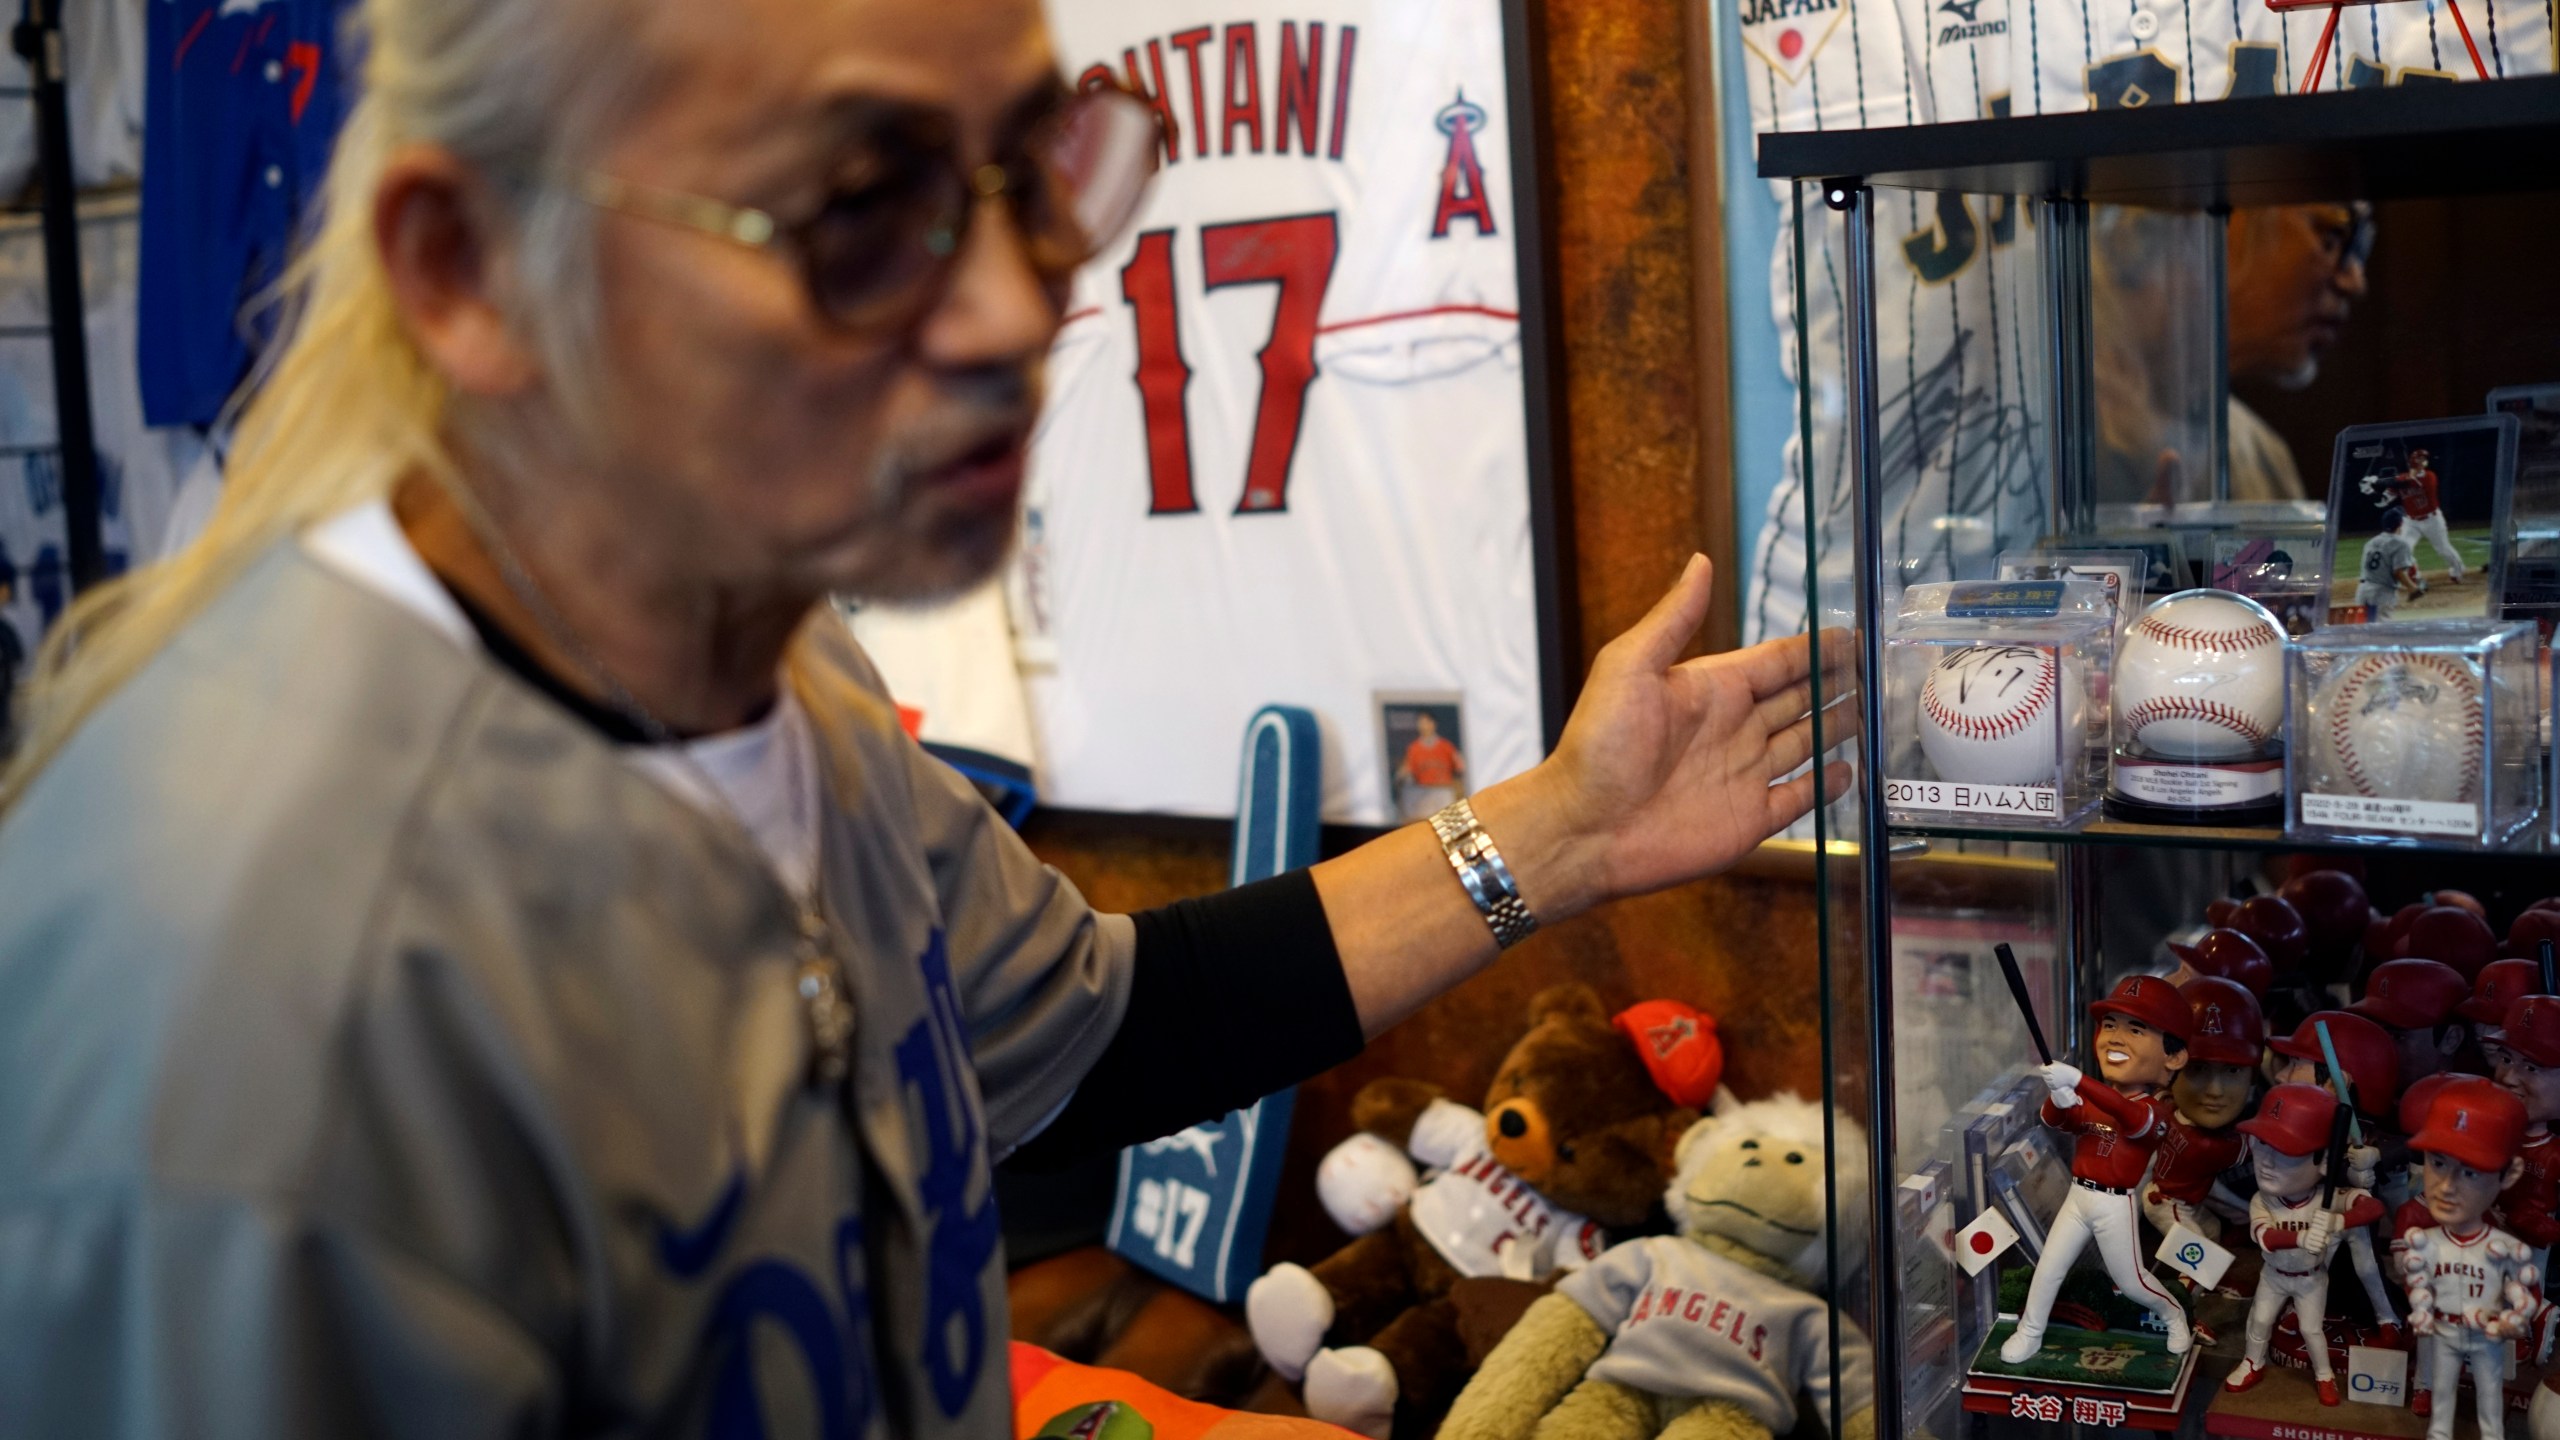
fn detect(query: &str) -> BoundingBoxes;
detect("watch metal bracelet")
[1428,797,1539,949]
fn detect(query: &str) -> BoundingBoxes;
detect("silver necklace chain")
[435,480,857,1086]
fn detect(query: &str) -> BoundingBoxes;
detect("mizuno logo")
[1939,0,1982,20]
[1934,0,2007,44]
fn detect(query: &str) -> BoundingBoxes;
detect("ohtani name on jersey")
[1626,1285,1770,1361]
[1739,0,1839,29]
[1079,22,1359,166]
[1448,1153,1558,1239]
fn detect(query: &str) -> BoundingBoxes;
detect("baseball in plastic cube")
[2288,621,2541,847]
[1884,580,2111,828]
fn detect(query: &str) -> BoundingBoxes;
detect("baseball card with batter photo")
[2320,416,2520,626]
[1375,694,1469,824]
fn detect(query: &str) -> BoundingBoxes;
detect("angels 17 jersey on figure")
[1015,1,1544,824]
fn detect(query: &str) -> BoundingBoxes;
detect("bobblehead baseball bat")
[2541,938,2555,998]
[1995,944,2054,1067]
[2313,1018,2365,1147]
[2321,1098,2353,1208]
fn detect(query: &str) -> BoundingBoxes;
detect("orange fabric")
[1009,1344,1358,1440]
[1403,735,1461,788]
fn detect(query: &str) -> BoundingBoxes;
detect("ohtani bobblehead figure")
[2401,1078,2539,1440]
[2224,1084,2386,1404]
[2492,996,2560,1258]
[2000,975,2195,1364]
[2144,977,2266,1245]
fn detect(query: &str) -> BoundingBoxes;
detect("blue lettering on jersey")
[896,929,1003,1418]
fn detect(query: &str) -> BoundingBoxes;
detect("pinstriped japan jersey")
[1741,0,2051,647]
[2005,0,2547,113]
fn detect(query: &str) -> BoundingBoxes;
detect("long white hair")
[2,0,654,811]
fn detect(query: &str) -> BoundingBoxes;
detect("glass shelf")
[1889,817,2552,856]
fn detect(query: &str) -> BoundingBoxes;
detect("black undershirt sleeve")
[1007,868,1364,1171]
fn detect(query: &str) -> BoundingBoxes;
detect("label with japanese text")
[2300,794,2479,837]
[1888,778,2060,818]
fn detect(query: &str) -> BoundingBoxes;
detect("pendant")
[795,908,856,1088]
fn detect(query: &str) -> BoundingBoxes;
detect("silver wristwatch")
[1428,797,1539,949]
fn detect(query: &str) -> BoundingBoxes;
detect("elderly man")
[0,0,1839,1435]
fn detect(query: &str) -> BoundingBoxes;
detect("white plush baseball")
[1918,644,2072,785]
[2113,592,2287,761]
[2308,653,2485,801]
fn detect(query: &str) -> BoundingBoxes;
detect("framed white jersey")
[1017,0,1564,824]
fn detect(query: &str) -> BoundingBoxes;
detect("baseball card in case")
[2286,621,2542,847]
[1884,579,2114,829]
[2106,589,2292,825]
[2321,416,2521,628]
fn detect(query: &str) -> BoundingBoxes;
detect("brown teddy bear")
[1245,985,1714,1439]
[1437,1091,1876,1440]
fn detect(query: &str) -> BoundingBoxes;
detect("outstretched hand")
[1514,555,1853,912]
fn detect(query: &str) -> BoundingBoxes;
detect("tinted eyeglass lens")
[801,161,966,327]
[1033,89,1160,262]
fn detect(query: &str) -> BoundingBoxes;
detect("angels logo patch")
[1739,0,1851,84]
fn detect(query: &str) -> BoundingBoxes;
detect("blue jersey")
[138,0,354,427]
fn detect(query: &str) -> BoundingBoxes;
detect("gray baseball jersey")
[2364,529,2418,585]
[1556,1236,1873,1434]
[0,540,1136,1438]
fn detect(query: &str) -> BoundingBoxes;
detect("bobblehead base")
[1961,1317,2200,1430]
[2206,1355,2549,1440]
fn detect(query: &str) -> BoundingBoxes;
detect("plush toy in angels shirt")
[1436,1091,1874,1440]
[1248,987,1720,1440]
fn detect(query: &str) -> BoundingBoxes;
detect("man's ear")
[374,143,541,398]
[2163,1045,2189,1074]
[2506,1156,2528,1190]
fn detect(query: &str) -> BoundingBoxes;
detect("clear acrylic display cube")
[2287,621,2542,847]
[1883,580,2113,829]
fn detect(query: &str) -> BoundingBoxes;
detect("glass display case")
[1761,78,2560,1438]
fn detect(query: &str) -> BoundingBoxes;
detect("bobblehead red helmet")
[2174,930,2274,999]
[2506,908,2560,960]
[2181,977,2266,1066]
[2281,869,2372,971]
[2240,1082,2341,1157]
[2399,906,2499,983]
[2268,1010,2400,1116]
[2232,896,2311,977]
[2409,1075,2527,1175]
[2349,958,2473,1031]
[2460,957,2542,1028]
[2091,974,2195,1041]
[2499,994,2560,1070]
[2398,1072,2467,1138]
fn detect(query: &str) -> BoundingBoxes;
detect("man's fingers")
[1609,554,1715,674]
[1753,679,1816,733]
[1764,759,1854,831]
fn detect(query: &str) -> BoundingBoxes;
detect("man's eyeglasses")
[576,85,1161,332]
[2313,202,2376,273]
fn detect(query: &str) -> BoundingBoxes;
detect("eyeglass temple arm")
[578,173,778,247]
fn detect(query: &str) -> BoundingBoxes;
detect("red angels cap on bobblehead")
[2461,957,2542,1028]
[2409,1076,2527,1173]
[2180,976,2266,1066]
[2269,1010,2400,1115]
[2240,1083,2341,1157]
[2092,973,2195,1044]
[2398,1072,2467,1138]
[2351,958,2474,1031]
[2499,994,2560,1069]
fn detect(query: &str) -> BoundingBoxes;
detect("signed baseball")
[2113,591,2287,761]
[1918,644,2071,785]
[2307,653,2485,802]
